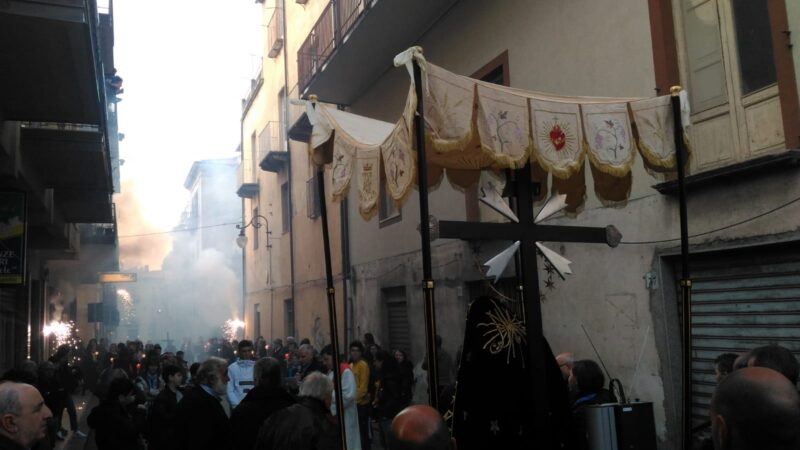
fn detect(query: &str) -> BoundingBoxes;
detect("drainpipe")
[281,0,296,335]
[240,117,247,332]
[340,197,350,345]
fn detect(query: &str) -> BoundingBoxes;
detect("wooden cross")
[438,162,619,447]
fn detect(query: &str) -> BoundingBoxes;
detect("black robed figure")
[448,296,573,449]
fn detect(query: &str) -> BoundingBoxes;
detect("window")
[278,88,287,151]
[306,172,321,219]
[676,0,783,170]
[252,207,259,249]
[284,298,295,338]
[267,7,284,58]
[730,0,776,95]
[250,131,258,181]
[379,175,400,224]
[254,304,261,339]
[281,182,290,233]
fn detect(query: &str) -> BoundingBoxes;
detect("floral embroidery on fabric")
[487,110,526,155]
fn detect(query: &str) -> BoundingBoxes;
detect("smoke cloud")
[116,179,172,270]
[115,159,242,344]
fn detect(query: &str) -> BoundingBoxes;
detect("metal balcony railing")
[80,203,117,244]
[297,0,376,93]
[258,121,285,161]
[237,157,259,198]
[267,7,284,58]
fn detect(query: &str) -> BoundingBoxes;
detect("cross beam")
[439,163,618,448]
[439,222,614,245]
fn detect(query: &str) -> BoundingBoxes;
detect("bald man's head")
[0,381,52,448]
[711,367,800,450]
[388,405,455,450]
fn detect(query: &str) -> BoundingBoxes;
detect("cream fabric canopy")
[300,47,690,220]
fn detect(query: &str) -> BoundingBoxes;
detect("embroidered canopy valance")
[298,47,690,220]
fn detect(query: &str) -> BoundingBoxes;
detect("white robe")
[328,368,362,450]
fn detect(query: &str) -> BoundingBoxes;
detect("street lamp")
[236,214,272,249]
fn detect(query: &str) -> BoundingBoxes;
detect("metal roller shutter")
[677,243,800,426]
[384,286,411,354]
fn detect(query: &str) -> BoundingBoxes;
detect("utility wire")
[118,221,241,239]
[118,194,800,242]
[620,194,800,245]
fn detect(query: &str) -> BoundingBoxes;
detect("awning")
[293,47,691,220]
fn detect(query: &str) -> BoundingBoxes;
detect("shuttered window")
[384,287,411,354]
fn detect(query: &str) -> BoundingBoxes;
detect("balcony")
[19,122,114,223]
[259,121,288,173]
[0,0,108,124]
[297,0,459,105]
[267,7,284,58]
[80,204,117,245]
[237,158,259,199]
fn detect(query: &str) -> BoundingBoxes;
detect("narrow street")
[55,393,97,450]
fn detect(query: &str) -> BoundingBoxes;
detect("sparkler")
[117,289,135,323]
[223,319,245,342]
[42,321,74,347]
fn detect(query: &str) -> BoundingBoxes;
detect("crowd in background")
[5,333,797,450]
[0,331,426,450]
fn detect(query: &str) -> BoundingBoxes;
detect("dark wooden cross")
[438,162,620,447]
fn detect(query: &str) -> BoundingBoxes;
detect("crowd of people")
[3,332,798,450]
[557,343,800,450]
[0,332,430,450]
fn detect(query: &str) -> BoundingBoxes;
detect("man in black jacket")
[86,378,140,450]
[255,371,339,450]
[174,357,232,450]
[231,357,295,450]
[148,365,184,450]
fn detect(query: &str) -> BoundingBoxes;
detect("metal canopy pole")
[309,95,348,450]
[413,54,440,409]
[671,86,693,450]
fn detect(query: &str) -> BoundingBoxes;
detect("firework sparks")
[223,319,245,342]
[43,321,74,347]
[117,289,136,323]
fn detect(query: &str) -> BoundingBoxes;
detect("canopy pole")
[413,54,440,409]
[671,87,693,450]
[310,96,348,450]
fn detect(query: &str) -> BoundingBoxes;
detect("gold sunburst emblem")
[477,300,527,366]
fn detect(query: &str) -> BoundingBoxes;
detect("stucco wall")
[340,0,798,448]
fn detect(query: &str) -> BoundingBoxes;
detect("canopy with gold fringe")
[295,47,691,220]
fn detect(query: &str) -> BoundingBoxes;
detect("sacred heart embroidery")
[549,124,567,151]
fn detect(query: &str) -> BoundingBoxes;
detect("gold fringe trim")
[585,140,637,178]
[533,145,586,180]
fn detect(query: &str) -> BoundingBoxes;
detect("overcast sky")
[113,0,262,268]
